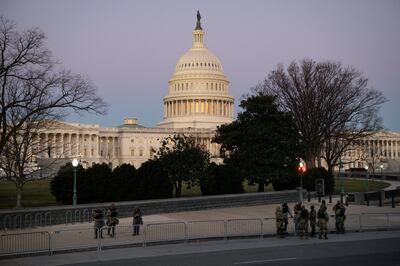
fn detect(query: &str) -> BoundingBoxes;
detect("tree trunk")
[175,181,182,197]
[16,186,23,209]
[304,154,316,169]
[257,180,265,192]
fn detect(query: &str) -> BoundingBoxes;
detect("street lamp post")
[72,158,79,206]
[380,164,384,183]
[298,161,306,202]
[364,165,369,192]
[339,157,344,203]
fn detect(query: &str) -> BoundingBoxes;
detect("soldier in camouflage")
[317,205,329,239]
[298,205,309,239]
[309,205,317,237]
[333,201,346,234]
[275,206,285,238]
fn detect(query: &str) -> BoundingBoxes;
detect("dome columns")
[163,98,234,118]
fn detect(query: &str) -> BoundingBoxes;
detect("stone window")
[139,149,143,157]
[131,149,135,156]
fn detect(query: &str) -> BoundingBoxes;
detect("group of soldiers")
[275,200,346,239]
[93,203,119,239]
[93,204,143,238]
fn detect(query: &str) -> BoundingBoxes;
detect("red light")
[298,162,306,173]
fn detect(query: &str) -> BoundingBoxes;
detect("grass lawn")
[0,177,391,209]
[180,182,274,197]
[0,180,57,209]
[334,178,390,194]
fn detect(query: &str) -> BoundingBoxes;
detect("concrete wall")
[0,190,301,229]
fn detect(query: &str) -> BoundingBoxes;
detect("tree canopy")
[214,93,302,191]
[257,59,386,173]
[157,134,210,197]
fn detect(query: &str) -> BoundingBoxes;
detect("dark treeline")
[50,161,245,204]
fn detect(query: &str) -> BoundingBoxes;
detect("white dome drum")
[158,12,234,129]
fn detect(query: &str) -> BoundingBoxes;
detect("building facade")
[36,14,230,173]
[33,14,400,175]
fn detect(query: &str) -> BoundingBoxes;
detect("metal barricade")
[145,222,186,244]
[360,213,389,231]
[3,215,11,229]
[45,212,52,226]
[74,210,81,223]
[226,218,262,238]
[387,213,400,230]
[34,213,42,227]
[51,227,99,252]
[99,225,145,249]
[65,210,72,225]
[187,220,225,240]
[24,214,33,228]
[83,209,91,222]
[0,231,50,256]
[262,218,277,236]
[343,214,362,232]
[14,215,22,229]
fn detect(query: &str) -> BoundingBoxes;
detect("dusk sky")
[2,0,400,130]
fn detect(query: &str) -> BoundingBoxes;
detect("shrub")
[137,160,173,199]
[271,170,300,191]
[200,163,244,195]
[109,164,137,201]
[50,163,84,204]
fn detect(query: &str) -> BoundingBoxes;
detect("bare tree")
[0,16,107,207]
[0,16,107,157]
[257,59,386,174]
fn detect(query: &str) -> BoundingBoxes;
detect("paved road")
[69,237,400,266]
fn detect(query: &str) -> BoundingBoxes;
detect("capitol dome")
[158,12,234,129]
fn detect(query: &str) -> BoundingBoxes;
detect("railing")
[187,220,225,240]
[0,231,50,255]
[1,214,400,257]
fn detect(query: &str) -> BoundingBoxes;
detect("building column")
[60,134,64,158]
[88,134,92,157]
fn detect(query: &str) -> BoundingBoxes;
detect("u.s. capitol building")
[35,14,400,174]
[37,14,233,171]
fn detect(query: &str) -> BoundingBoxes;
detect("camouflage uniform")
[317,208,329,239]
[281,203,293,235]
[106,204,119,237]
[333,202,346,234]
[309,206,317,237]
[298,206,309,239]
[93,209,104,239]
[293,202,302,236]
[132,207,143,236]
[275,206,285,238]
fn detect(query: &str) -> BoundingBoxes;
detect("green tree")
[50,163,84,204]
[137,160,173,199]
[157,134,210,197]
[214,93,302,192]
[109,164,137,201]
[200,162,244,195]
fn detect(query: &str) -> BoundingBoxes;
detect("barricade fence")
[1,214,400,257]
